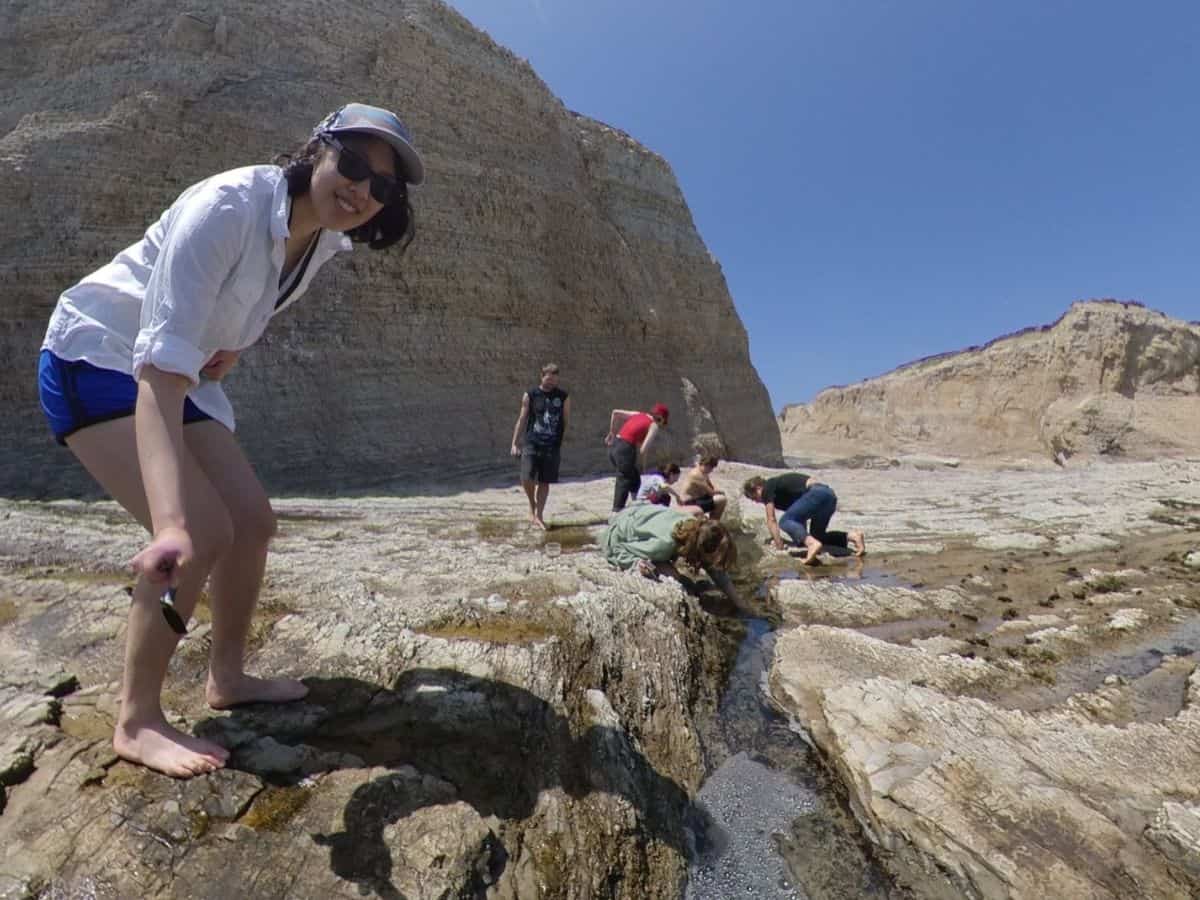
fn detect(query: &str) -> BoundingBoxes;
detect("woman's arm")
[129,366,195,582]
[704,566,740,604]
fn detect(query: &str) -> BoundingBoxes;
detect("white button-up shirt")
[42,165,352,432]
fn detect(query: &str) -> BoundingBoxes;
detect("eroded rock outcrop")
[0,484,737,898]
[756,456,1200,899]
[779,301,1200,462]
[0,0,780,498]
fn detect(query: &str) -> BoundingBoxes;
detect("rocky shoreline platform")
[2,457,1198,898]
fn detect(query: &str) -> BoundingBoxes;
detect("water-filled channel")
[686,562,902,899]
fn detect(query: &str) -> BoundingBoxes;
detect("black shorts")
[692,494,716,514]
[520,445,561,483]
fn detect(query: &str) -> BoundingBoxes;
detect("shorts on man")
[691,494,717,514]
[521,445,561,483]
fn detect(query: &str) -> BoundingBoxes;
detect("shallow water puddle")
[1004,613,1200,720]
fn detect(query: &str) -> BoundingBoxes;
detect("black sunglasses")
[320,134,402,206]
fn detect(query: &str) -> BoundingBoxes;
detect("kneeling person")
[743,472,865,564]
[675,452,727,519]
[637,462,682,506]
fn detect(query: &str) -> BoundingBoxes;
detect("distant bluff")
[0,0,781,497]
[780,301,1200,462]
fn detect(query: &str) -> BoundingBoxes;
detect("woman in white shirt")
[37,103,424,778]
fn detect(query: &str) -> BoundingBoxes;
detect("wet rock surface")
[764,457,1200,899]
[0,479,737,899]
[1,457,1197,898]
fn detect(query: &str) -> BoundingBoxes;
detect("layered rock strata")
[0,484,737,898]
[779,301,1200,462]
[0,0,780,498]
[753,457,1200,899]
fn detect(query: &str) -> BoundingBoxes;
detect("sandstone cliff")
[0,0,781,498]
[779,300,1200,462]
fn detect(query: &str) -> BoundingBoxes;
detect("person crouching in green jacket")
[601,504,739,604]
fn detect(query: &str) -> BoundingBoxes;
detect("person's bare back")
[675,466,714,502]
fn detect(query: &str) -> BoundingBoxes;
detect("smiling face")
[309,134,396,232]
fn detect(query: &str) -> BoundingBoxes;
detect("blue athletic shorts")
[38,349,213,445]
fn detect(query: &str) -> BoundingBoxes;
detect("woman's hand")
[604,431,615,446]
[130,526,194,586]
[201,349,241,381]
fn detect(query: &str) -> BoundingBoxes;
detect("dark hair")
[697,452,721,468]
[276,135,415,253]
[743,475,766,499]
[662,462,682,477]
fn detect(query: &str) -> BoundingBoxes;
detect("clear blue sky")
[447,1,1199,410]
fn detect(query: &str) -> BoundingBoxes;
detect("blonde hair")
[671,518,737,571]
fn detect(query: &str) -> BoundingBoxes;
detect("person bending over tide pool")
[605,402,669,514]
[601,504,739,605]
[743,473,865,565]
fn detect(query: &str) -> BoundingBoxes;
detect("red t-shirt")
[617,412,653,446]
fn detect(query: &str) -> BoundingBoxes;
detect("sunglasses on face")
[320,134,402,205]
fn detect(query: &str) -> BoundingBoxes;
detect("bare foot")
[802,538,824,565]
[849,530,866,557]
[533,516,547,531]
[113,717,228,778]
[206,673,309,710]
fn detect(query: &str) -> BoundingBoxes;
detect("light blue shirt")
[42,165,352,431]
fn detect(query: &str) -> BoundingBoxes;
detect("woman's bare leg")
[67,418,232,777]
[182,422,308,709]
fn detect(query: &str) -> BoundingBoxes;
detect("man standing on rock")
[511,363,570,529]
[743,473,865,564]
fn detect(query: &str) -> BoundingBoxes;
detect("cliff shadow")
[198,669,713,899]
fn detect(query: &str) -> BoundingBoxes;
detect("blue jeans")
[778,485,851,552]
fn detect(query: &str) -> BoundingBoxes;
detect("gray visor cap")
[319,103,425,186]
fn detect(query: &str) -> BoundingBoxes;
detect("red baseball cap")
[651,403,669,423]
